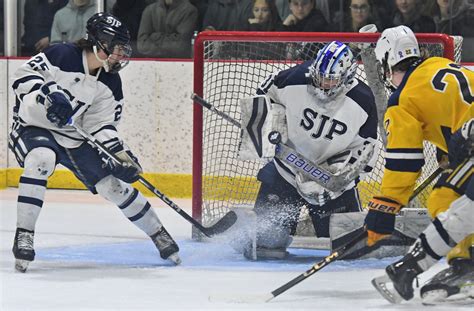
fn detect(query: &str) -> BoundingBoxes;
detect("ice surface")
[0,189,465,310]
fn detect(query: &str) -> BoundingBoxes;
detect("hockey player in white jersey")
[239,41,378,259]
[9,12,181,272]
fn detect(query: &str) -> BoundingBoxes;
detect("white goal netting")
[192,31,462,237]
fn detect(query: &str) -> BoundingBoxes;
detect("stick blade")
[204,210,238,236]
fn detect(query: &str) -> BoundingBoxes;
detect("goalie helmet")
[307,41,357,104]
[374,25,420,88]
[86,12,132,74]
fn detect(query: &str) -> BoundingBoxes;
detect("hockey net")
[192,31,462,238]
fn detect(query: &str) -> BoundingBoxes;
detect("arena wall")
[0,59,473,196]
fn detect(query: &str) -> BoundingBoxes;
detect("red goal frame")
[192,31,455,223]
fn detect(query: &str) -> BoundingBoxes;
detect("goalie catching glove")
[103,141,143,183]
[364,196,403,246]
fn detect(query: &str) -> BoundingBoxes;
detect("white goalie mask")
[306,41,357,104]
[374,25,420,89]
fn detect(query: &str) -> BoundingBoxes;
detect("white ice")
[0,188,464,310]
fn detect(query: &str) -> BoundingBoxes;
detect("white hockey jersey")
[257,60,378,188]
[11,43,125,149]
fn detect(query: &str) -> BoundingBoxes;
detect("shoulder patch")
[98,72,124,102]
[273,60,313,88]
[345,80,376,116]
[43,43,84,73]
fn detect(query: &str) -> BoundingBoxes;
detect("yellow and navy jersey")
[381,57,474,205]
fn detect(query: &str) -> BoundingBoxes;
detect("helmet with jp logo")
[307,41,357,104]
[86,12,132,73]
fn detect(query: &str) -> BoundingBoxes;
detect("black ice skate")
[151,226,181,265]
[12,228,35,273]
[372,241,425,303]
[421,258,474,305]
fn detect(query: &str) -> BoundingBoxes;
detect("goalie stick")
[264,166,445,303]
[191,93,368,192]
[71,124,237,237]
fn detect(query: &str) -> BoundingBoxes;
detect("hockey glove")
[295,173,344,206]
[104,142,143,184]
[448,118,474,166]
[45,92,73,128]
[364,196,402,246]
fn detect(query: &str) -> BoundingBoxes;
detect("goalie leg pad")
[252,172,303,256]
[308,187,361,238]
[96,176,162,236]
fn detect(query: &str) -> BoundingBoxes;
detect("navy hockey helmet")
[307,41,357,104]
[86,12,132,73]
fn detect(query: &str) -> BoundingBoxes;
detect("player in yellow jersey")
[366,25,474,305]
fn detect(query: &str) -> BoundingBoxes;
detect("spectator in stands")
[390,0,435,32]
[370,0,396,29]
[425,0,474,61]
[280,0,328,32]
[21,0,68,55]
[202,0,252,31]
[425,0,474,35]
[243,0,282,31]
[190,0,209,31]
[332,0,379,32]
[277,0,330,22]
[112,0,149,57]
[137,0,198,58]
[50,0,96,44]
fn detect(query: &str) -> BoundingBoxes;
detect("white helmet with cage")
[374,25,420,87]
[306,41,357,104]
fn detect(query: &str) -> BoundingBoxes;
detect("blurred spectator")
[425,0,474,35]
[371,0,396,29]
[391,0,435,32]
[50,0,96,44]
[426,0,474,61]
[21,0,68,56]
[137,0,198,58]
[243,0,282,31]
[280,0,328,32]
[112,0,148,57]
[190,0,209,30]
[202,0,253,31]
[275,0,290,20]
[332,0,380,32]
[277,0,329,22]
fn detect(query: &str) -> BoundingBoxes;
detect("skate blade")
[14,259,30,273]
[371,274,404,304]
[422,283,474,306]
[167,253,182,266]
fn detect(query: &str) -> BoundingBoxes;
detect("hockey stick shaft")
[191,93,242,128]
[266,166,444,302]
[72,125,236,237]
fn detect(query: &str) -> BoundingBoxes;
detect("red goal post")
[192,31,460,234]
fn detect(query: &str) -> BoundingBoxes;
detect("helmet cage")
[86,13,132,73]
[307,41,357,104]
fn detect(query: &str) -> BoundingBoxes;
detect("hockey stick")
[191,93,242,128]
[264,166,445,302]
[191,93,369,192]
[71,124,237,237]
